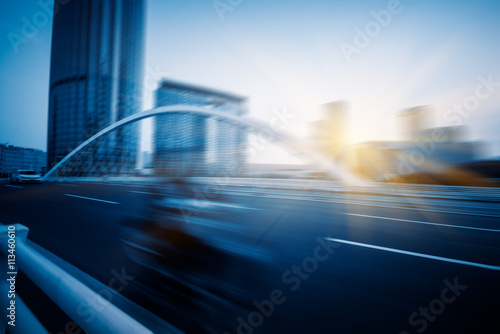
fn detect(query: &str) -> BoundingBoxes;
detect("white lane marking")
[199,201,261,211]
[349,202,500,218]
[64,194,120,205]
[344,213,500,233]
[5,185,22,189]
[129,190,157,195]
[325,237,500,271]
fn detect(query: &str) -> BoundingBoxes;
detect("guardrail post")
[0,224,153,334]
[0,224,47,334]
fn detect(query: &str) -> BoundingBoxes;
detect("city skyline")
[1,2,500,332]
[1,0,500,157]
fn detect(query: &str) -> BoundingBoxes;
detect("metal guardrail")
[0,224,153,334]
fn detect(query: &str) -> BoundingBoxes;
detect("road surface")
[0,180,499,333]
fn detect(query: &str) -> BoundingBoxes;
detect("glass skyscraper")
[153,79,248,176]
[47,0,145,175]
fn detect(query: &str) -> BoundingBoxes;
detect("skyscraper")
[153,79,248,176]
[309,101,348,163]
[396,106,430,142]
[47,0,145,175]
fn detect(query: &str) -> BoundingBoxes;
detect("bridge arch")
[43,105,360,184]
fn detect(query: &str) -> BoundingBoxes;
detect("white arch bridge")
[43,105,360,185]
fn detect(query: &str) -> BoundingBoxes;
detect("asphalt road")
[0,180,499,333]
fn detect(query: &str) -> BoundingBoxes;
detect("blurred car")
[10,170,43,184]
[120,178,275,333]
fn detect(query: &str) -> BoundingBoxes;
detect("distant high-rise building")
[0,144,46,176]
[309,101,348,163]
[345,141,401,180]
[47,0,146,175]
[153,79,248,176]
[396,106,430,141]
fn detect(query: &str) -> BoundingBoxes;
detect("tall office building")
[47,0,145,175]
[396,106,430,142]
[153,79,248,176]
[309,101,348,163]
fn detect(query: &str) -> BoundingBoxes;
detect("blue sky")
[1,0,499,156]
